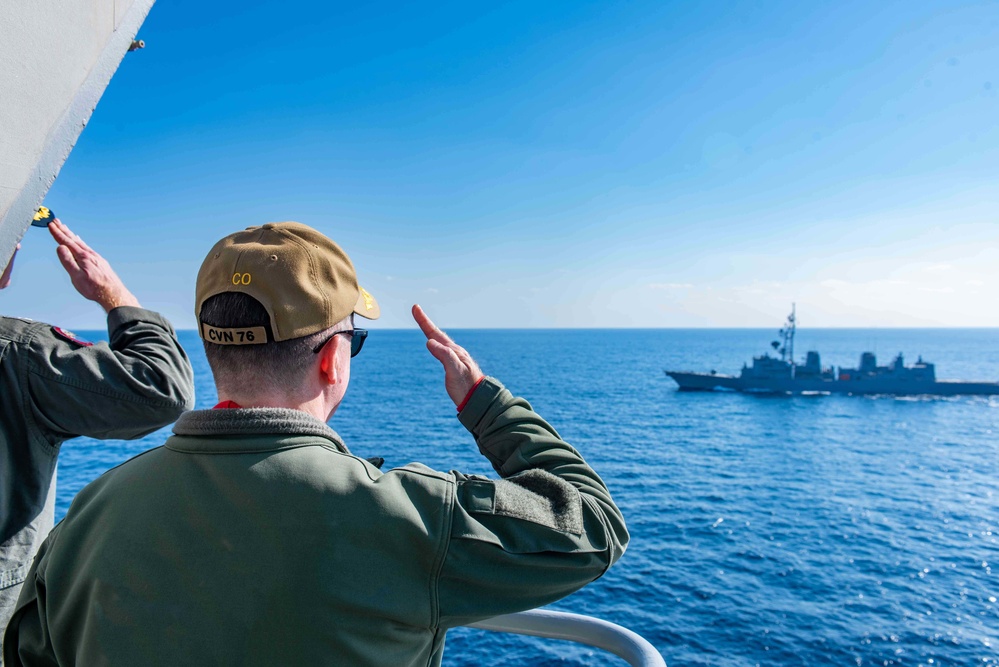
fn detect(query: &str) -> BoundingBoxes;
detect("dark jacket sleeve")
[2,523,59,667]
[436,377,629,627]
[24,306,195,442]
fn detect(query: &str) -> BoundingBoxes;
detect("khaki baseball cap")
[196,222,379,345]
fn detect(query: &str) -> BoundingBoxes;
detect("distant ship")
[665,305,999,396]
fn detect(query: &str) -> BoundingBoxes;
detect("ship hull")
[665,371,999,396]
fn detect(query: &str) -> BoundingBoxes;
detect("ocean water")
[57,328,999,666]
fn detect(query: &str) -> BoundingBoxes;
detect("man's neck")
[215,393,331,423]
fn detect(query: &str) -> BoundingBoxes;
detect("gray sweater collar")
[173,407,349,454]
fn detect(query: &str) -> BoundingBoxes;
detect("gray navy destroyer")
[666,306,999,396]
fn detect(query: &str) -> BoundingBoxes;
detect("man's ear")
[318,333,346,385]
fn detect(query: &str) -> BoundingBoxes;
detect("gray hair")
[200,292,352,392]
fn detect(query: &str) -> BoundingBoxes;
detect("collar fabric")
[171,407,350,455]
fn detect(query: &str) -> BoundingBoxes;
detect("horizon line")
[69,325,999,332]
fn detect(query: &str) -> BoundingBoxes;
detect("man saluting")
[4,221,627,667]
[0,219,195,661]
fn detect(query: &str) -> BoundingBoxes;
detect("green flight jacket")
[0,307,195,661]
[4,377,628,667]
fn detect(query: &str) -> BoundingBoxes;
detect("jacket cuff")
[455,376,486,412]
[457,376,503,433]
[106,306,176,337]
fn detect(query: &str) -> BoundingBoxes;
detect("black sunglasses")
[312,328,368,357]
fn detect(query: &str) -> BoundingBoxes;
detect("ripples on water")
[58,329,999,666]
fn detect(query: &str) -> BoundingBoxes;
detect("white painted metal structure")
[0,0,156,267]
[469,609,667,667]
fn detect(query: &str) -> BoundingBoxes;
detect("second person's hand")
[49,219,141,313]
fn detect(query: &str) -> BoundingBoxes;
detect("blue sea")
[58,328,999,666]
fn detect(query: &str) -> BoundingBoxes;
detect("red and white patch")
[52,327,93,347]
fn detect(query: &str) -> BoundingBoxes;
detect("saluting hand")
[49,220,141,313]
[413,304,484,408]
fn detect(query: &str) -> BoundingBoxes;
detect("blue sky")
[6,0,998,328]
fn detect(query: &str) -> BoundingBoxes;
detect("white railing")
[467,608,666,667]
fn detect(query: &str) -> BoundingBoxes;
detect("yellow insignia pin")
[32,207,55,227]
[360,288,374,310]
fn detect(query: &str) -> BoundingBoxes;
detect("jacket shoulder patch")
[485,469,584,535]
[52,327,93,347]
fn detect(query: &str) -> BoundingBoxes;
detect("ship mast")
[773,304,796,364]
[787,303,795,365]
